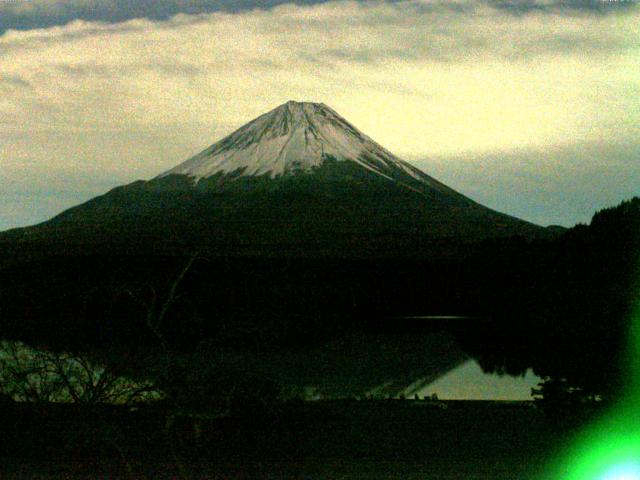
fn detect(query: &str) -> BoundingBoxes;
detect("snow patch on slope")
[158,101,432,187]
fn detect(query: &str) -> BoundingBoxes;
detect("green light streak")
[542,277,640,479]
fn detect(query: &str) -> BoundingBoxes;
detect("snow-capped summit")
[159,101,432,187]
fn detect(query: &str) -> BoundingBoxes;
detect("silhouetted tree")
[461,197,640,402]
[0,340,159,404]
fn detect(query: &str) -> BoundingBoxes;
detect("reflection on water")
[411,359,541,400]
[209,332,541,400]
[239,331,468,399]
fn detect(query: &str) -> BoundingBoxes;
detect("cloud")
[0,0,333,33]
[0,0,638,230]
[0,0,631,35]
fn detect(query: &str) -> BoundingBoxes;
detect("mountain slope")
[1,101,546,260]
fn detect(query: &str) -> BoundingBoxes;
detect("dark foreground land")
[0,399,596,479]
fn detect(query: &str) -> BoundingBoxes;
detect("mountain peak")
[158,101,429,184]
[283,99,324,107]
[281,100,329,111]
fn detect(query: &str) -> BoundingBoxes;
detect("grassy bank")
[0,399,591,479]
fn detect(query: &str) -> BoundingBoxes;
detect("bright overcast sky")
[1,0,638,230]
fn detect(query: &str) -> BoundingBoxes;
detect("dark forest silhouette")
[0,198,638,403]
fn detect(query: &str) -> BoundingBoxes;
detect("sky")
[1,0,639,231]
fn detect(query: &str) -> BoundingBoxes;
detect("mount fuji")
[2,101,546,259]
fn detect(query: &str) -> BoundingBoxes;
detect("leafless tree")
[0,339,160,404]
